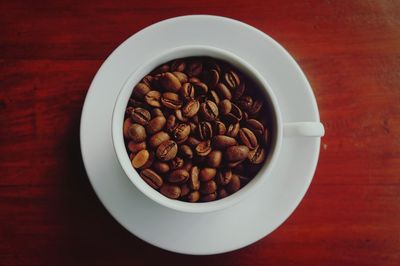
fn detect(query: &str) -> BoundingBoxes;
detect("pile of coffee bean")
[123,57,270,202]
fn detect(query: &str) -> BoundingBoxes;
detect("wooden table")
[1,1,399,264]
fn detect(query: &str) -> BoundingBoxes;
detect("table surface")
[1,0,399,265]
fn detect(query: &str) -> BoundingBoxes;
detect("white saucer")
[80,15,321,255]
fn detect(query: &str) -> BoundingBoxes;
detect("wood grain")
[1,0,400,265]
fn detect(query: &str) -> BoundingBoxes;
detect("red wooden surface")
[1,0,400,265]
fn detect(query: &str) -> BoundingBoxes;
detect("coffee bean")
[224,70,240,90]
[172,71,188,84]
[123,118,133,139]
[224,103,243,124]
[199,168,216,182]
[151,108,164,117]
[140,169,163,189]
[127,141,146,153]
[160,184,181,199]
[212,135,237,149]
[186,136,201,147]
[152,161,170,174]
[133,83,151,100]
[131,150,150,169]
[233,82,245,100]
[166,114,177,132]
[216,82,232,100]
[198,121,213,140]
[248,145,266,164]
[142,75,154,88]
[200,180,217,194]
[189,122,197,133]
[239,128,258,149]
[187,191,200,202]
[160,72,181,93]
[218,188,229,199]
[128,124,146,142]
[195,140,212,156]
[156,140,178,161]
[153,64,170,75]
[202,69,219,88]
[172,123,191,142]
[189,166,200,190]
[187,60,203,77]
[209,90,220,105]
[192,81,208,95]
[248,99,263,115]
[169,169,190,183]
[182,99,200,118]
[226,174,240,193]
[189,76,200,83]
[200,100,219,121]
[146,115,166,134]
[206,150,222,168]
[246,119,264,136]
[169,156,184,170]
[179,144,193,159]
[214,121,226,135]
[145,90,162,107]
[226,123,240,138]
[161,92,182,109]
[131,108,151,125]
[175,109,189,122]
[263,128,269,145]
[180,183,190,197]
[181,83,195,100]
[201,192,217,202]
[170,59,186,72]
[148,131,170,148]
[216,168,233,185]
[225,145,249,163]
[238,95,253,111]
[219,99,232,115]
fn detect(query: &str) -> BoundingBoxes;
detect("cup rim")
[111,45,283,213]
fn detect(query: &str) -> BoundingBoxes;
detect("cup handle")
[283,122,325,137]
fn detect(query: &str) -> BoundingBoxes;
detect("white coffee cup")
[112,45,324,213]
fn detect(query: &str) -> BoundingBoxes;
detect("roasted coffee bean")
[131,150,150,169]
[181,82,195,100]
[201,192,217,202]
[189,122,197,133]
[146,115,166,134]
[151,108,164,117]
[127,141,146,153]
[123,118,132,139]
[182,161,193,172]
[169,169,190,183]
[172,123,191,142]
[263,128,269,145]
[172,71,188,84]
[225,145,249,163]
[166,114,177,132]
[218,188,229,199]
[226,123,240,138]
[238,95,253,111]
[214,121,226,135]
[160,72,181,92]
[156,140,178,161]
[189,76,200,83]
[128,124,146,142]
[224,103,243,124]
[246,119,264,136]
[224,70,240,90]
[148,131,170,148]
[219,99,232,115]
[248,145,266,164]
[202,69,219,88]
[180,183,190,197]
[239,128,258,149]
[128,99,147,108]
[153,64,170,75]
[238,175,252,186]
[142,75,154,87]
[187,191,200,202]
[169,156,184,170]
[192,115,199,124]
[192,81,208,95]
[179,144,193,159]
[206,150,222,168]
[209,90,220,105]
[232,164,245,175]
[200,100,219,121]
[248,99,263,115]
[186,136,201,147]
[182,99,200,118]
[216,82,232,100]
[145,90,162,107]
[160,184,181,199]
[152,161,170,174]
[198,121,213,140]
[189,166,200,190]
[175,109,189,122]
[161,92,182,109]
[170,59,186,72]
[187,60,203,77]
[233,82,245,100]
[226,174,240,193]
[131,108,151,125]
[140,169,163,189]
[200,180,217,194]
[195,140,212,156]
[199,168,217,182]
[133,83,151,100]
[216,168,233,185]
[213,135,237,149]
